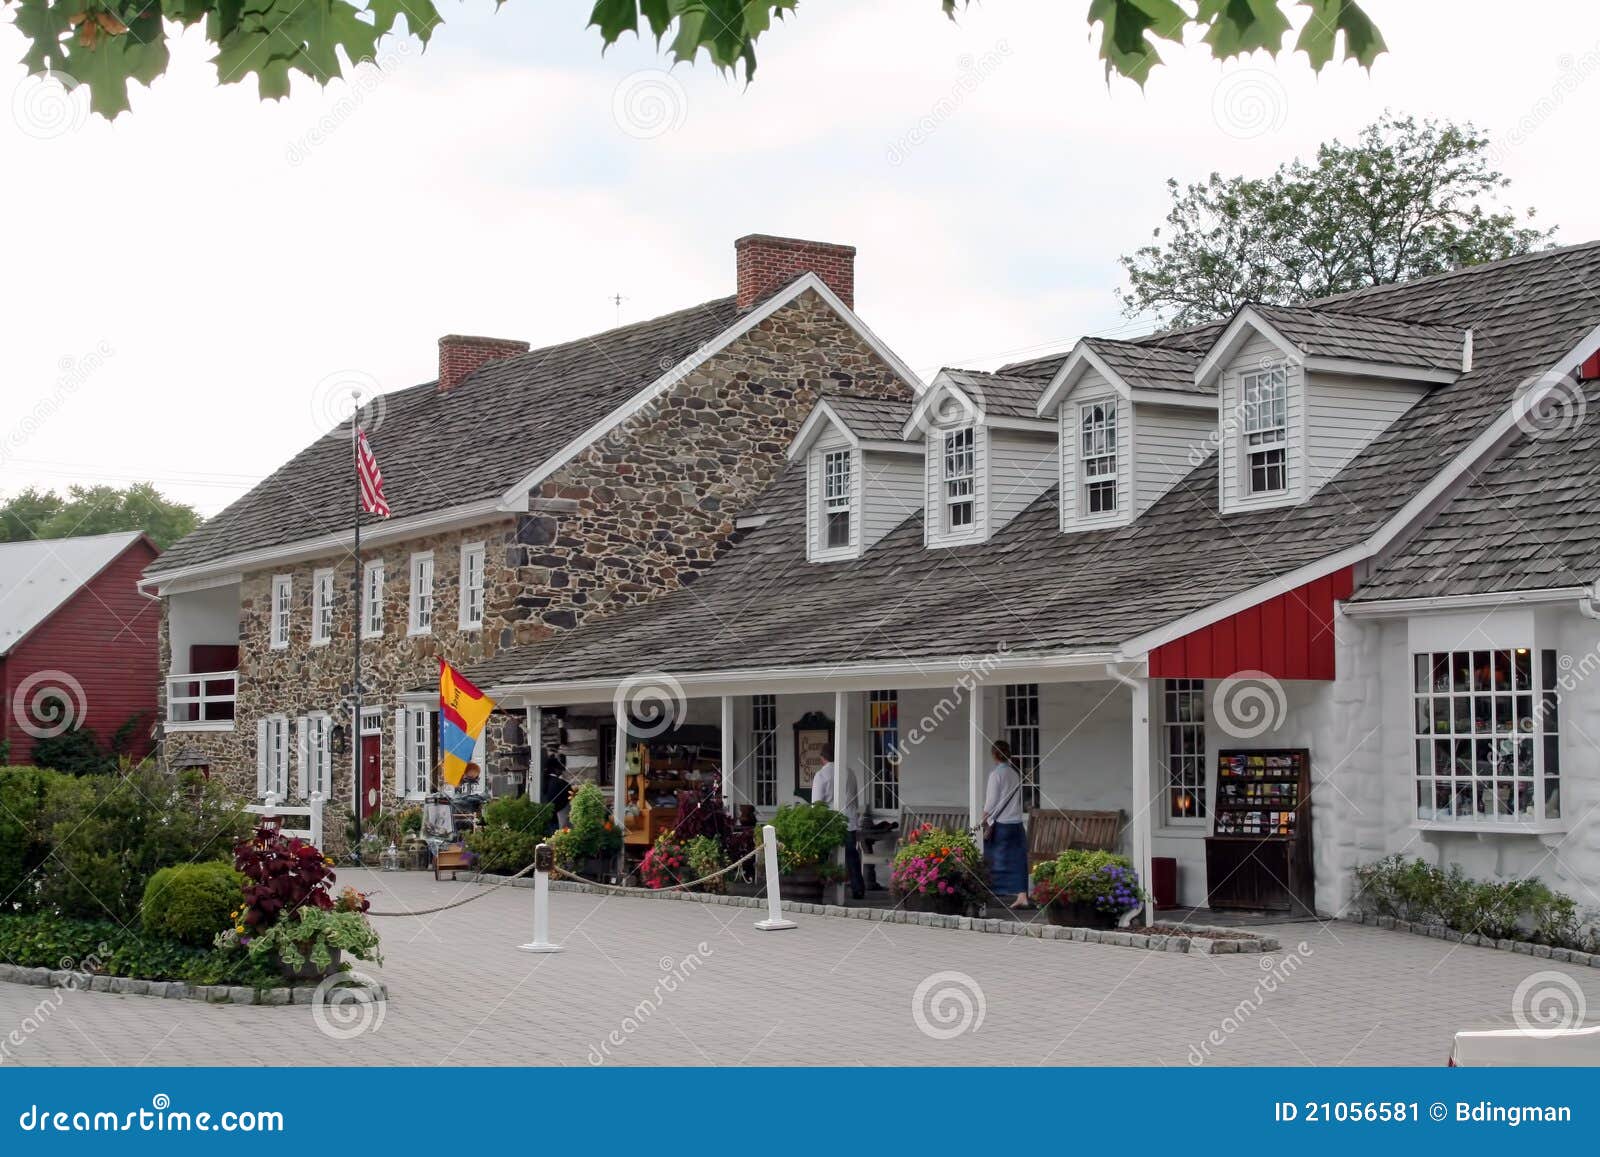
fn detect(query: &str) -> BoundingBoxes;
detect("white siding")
[805,427,859,564]
[1134,404,1216,515]
[1303,370,1427,494]
[924,422,989,549]
[987,429,1057,533]
[1218,330,1305,514]
[860,449,924,549]
[1058,379,1133,532]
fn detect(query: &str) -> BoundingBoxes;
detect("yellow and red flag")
[439,658,495,787]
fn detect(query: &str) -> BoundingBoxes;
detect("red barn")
[0,532,161,765]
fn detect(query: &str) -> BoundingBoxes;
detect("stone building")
[141,235,918,827]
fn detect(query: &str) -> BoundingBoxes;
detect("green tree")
[7,0,1385,120]
[0,482,201,548]
[1118,114,1554,326]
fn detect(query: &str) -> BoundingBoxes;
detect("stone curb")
[477,874,1281,956]
[1340,912,1599,967]
[0,963,389,1006]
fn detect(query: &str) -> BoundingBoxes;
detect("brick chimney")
[438,334,530,392]
[735,234,856,311]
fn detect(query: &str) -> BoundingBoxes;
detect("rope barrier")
[366,859,541,917]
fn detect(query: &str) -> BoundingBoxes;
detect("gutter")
[1341,586,1588,618]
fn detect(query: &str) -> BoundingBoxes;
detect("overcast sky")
[4,1,1599,517]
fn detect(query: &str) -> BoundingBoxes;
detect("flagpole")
[351,392,364,864]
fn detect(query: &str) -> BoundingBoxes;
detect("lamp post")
[350,388,365,864]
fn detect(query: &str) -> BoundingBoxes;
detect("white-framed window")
[360,706,384,736]
[1163,679,1207,822]
[362,560,384,639]
[403,707,435,797]
[269,575,292,650]
[752,694,778,808]
[310,568,335,646]
[257,713,290,798]
[942,427,975,532]
[867,690,900,812]
[298,712,333,799]
[408,551,434,635]
[459,541,486,630]
[1078,401,1118,515]
[1003,683,1041,811]
[1241,365,1288,495]
[821,450,853,550]
[1413,648,1561,825]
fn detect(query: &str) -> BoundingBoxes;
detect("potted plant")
[547,783,623,880]
[768,801,846,902]
[890,823,986,915]
[641,831,689,889]
[243,887,382,980]
[1030,850,1145,929]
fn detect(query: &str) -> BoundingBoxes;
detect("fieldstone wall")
[159,288,913,836]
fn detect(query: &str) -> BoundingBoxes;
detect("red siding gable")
[1148,567,1355,682]
[2,537,161,763]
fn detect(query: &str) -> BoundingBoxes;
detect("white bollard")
[518,843,564,953]
[754,823,796,931]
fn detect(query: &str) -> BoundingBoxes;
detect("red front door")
[360,734,382,818]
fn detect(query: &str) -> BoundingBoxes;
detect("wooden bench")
[1028,809,1123,865]
[897,805,972,839]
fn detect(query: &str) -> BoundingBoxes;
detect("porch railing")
[166,670,237,724]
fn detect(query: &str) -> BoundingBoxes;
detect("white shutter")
[420,713,432,795]
[394,707,408,798]
[255,718,269,798]
[296,716,309,798]
[318,718,333,799]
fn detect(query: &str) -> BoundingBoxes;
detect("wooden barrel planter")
[1045,901,1118,930]
[898,890,966,916]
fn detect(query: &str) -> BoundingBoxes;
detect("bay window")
[1413,647,1561,825]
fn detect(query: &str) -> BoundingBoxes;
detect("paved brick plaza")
[2,870,1594,1066]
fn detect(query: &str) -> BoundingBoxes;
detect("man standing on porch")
[810,743,865,901]
[983,741,1029,910]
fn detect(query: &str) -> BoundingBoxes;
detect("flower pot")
[575,855,614,883]
[898,890,965,915]
[1045,901,1118,930]
[782,868,825,903]
[275,943,342,980]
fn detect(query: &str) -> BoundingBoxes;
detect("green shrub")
[547,784,622,868]
[30,729,116,776]
[141,862,245,946]
[769,801,846,873]
[483,795,554,835]
[1353,855,1597,951]
[0,767,70,914]
[466,826,542,874]
[40,763,251,922]
[0,912,279,987]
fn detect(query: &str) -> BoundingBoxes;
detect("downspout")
[1578,577,1600,620]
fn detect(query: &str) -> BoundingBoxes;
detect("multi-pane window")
[260,714,290,797]
[822,450,852,550]
[311,568,335,646]
[1241,366,1288,494]
[1003,684,1041,810]
[1163,679,1207,820]
[300,713,333,798]
[751,694,778,808]
[362,560,384,638]
[459,542,486,629]
[943,427,975,531]
[1078,401,1118,515]
[867,690,900,811]
[1413,649,1561,824]
[409,552,434,634]
[270,576,292,650]
[405,708,435,797]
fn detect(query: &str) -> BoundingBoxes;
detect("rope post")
[518,843,564,953]
[754,824,795,931]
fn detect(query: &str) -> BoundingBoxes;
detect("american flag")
[356,429,391,517]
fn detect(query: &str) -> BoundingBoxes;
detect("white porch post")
[613,712,628,879]
[833,689,851,905]
[1129,675,1154,927]
[720,695,735,816]
[527,705,543,802]
[968,686,986,845]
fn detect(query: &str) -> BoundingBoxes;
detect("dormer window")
[942,427,975,531]
[1242,365,1288,495]
[1079,401,1118,514]
[822,449,853,549]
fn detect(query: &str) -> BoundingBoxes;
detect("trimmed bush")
[1354,854,1597,951]
[482,794,554,835]
[466,826,541,874]
[142,862,246,946]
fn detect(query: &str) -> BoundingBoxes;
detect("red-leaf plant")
[234,824,337,935]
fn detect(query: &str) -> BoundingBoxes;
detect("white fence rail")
[246,791,325,848]
[166,670,238,724]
